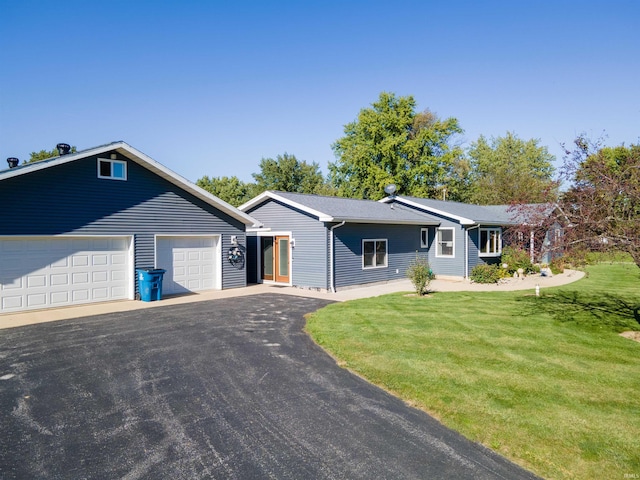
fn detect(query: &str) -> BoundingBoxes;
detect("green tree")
[467,132,557,204]
[28,145,77,163]
[560,139,640,267]
[252,153,329,194]
[196,175,258,207]
[329,92,467,200]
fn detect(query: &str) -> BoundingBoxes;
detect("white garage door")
[156,236,220,295]
[0,236,131,313]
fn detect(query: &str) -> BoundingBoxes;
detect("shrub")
[470,263,503,284]
[550,257,565,275]
[406,255,435,296]
[501,246,535,274]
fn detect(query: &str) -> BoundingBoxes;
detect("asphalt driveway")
[0,294,538,479]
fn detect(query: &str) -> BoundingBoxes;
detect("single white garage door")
[0,236,131,313]
[156,236,220,295]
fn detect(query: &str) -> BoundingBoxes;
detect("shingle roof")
[240,191,441,225]
[390,196,524,225]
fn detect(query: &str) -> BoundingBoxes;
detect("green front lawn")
[306,263,640,479]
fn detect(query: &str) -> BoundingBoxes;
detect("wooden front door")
[261,236,290,283]
[274,236,290,283]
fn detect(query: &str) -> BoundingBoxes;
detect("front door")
[261,235,290,284]
[274,236,290,283]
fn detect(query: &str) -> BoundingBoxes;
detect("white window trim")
[362,238,388,269]
[97,158,127,181]
[436,227,455,258]
[420,228,429,248]
[479,227,502,257]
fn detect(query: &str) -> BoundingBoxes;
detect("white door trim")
[254,231,292,286]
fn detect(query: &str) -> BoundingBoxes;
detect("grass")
[305,263,640,479]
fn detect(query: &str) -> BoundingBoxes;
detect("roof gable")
[240,191,440,225]
[0,141,259,227]
[381,196,536,226]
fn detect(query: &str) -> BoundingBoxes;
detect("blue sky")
[1,0,638,184]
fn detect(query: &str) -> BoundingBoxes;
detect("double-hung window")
[436,228,455,257]
[98,158,127,180]
[363,239,387,269]
[479,227,502,256]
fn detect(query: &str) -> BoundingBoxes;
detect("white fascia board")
[238,191,273,211]
[239,191,334,222]
[332,218,439,225]
[476,221,512,227]
[386,196,475,225]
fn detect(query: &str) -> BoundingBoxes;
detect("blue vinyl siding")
[333,224,427,289]
[468,227,482,271]
[247,200,328,289]
[0,151,247,290]
[248,200,437,290]
[424,221,466,277]
[468,227,501,270]
[397,203,468,277]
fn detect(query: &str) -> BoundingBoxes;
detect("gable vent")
[6,157,19,168]
[57,143,71,156]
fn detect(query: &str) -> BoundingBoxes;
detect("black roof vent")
[56,143,71,156]
[7,157,19,168]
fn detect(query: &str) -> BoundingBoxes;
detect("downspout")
[329,221,346,293]
[466,225,480,279]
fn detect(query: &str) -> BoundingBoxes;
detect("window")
[98,159,127,180]
[362,239,387,269]
[554,229,562,242]
[436,228,454,257]
[479,228,502,256]
[420,228,429,248]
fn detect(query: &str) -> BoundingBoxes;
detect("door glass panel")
[262,237,273,279]
[278,239,289,276]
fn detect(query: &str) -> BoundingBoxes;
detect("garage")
[0,236,132,313]
[0,142,257,314]
[156,236,221,295]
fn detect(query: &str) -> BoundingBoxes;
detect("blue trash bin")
[137,268,166,302]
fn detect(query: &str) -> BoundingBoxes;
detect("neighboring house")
[239,191,440,292]
[0,141,258,314]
